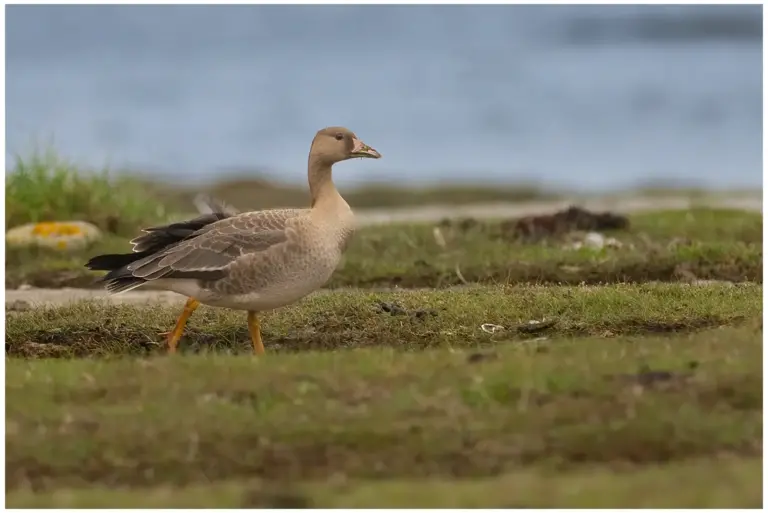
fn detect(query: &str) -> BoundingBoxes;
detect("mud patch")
[508,206,629,241]
[439,205,630,242]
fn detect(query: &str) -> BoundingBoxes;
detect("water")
[6,5,763,191]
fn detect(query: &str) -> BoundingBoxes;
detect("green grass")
[6,283,761,357]
[7,457,761,508]
[6,318,762,506]
[6,148,167,236]
[4,152,762,507]
[5,208,762,289]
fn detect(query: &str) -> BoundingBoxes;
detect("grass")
[4,150,762,507]
[6,282,761,357]
[5,208,762,289]
[6,317,762,506]
[7,457,762,508]
[6,240,761,507]
[5,149,168,236]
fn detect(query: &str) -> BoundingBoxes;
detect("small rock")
[583,231,605,249]
[6,221,102,251]
[566,231,624,251]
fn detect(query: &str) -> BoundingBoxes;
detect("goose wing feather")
[126,209,301,282]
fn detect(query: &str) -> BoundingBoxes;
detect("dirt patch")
[506,206,629,241]
[441,205,630,241]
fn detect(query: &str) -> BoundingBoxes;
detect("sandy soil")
[6,194,761,308]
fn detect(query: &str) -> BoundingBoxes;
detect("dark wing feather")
[130,193,239,254]
[124,212,292,283]
[130,212,231,254]
[88,208,301,294]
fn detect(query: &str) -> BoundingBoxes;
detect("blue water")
[6,5,763,191]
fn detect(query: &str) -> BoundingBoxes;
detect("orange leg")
[165,298,200,354]
[247,311,265,355]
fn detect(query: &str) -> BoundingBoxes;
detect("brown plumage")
[86,126,381,354]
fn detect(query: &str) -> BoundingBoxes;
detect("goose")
[86,127,381,354]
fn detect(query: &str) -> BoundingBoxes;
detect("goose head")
[309,126,381,166]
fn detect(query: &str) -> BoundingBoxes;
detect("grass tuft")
[5,148,167,236]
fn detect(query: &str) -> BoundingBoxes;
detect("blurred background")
[5,4,763,193]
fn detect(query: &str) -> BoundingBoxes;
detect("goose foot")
[165,297,200,354]
[247,311,265,355]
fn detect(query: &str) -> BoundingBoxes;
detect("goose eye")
[335,133,344,141]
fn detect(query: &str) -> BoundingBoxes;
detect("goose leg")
[247,311,265,355]
[165,298,200,354]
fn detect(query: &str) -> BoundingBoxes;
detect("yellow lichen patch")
[32,222,84,237]
[7,221,102,252]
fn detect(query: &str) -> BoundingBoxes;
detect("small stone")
[583,231,605,249]
[6,221,102,251]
